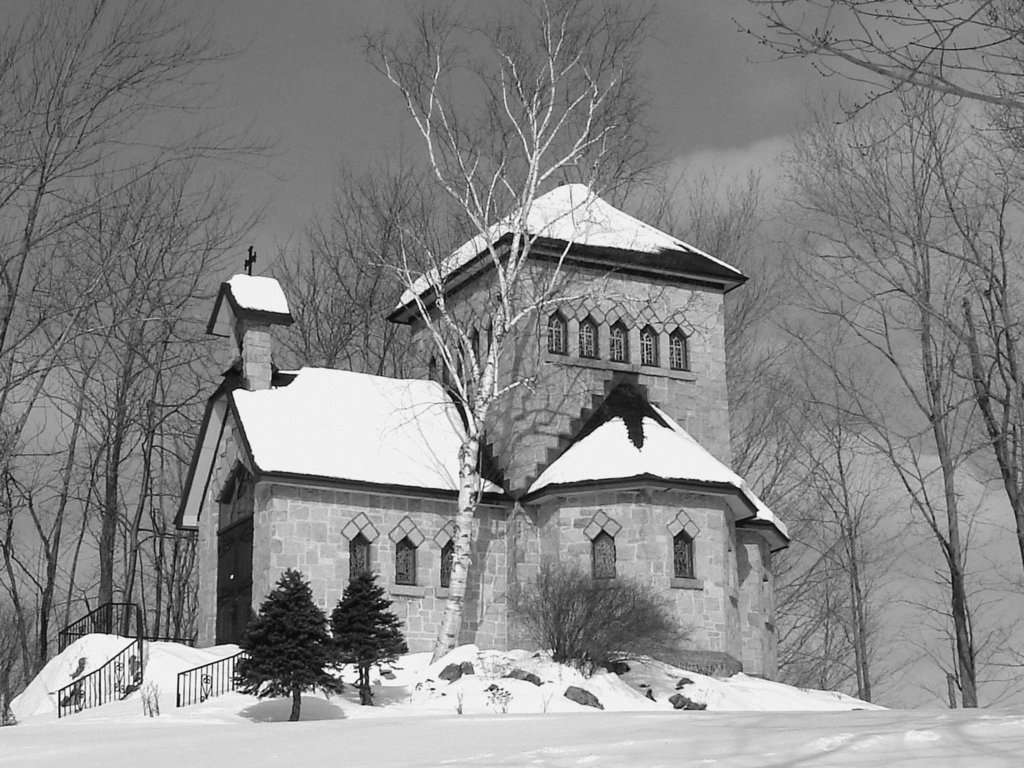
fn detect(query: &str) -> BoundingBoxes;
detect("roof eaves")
[520,474,758,515]
[174,388,230,530]
[253,469,510,504]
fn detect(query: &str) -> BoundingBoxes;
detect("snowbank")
[6,642,1021,767]
[11,635,239,722]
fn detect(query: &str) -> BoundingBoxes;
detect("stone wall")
[407,260,731,494]
[196,411,247,647]
[530,488,743,664]
[238,321,272,391]
[254,483,512,652]
[737,530,777,677]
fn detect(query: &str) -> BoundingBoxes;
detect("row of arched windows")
[348,527,695,588]
[547,313,691,371]
[591,530,696,580]
[349,534,455,588]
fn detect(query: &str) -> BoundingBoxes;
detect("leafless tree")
[367,0,656,660]
[748,1,1024,112]
[275,161,438,377]
[0,0,254,679]
[787,92,981,705]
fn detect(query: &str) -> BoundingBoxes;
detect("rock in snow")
[669,692,707,710]
[504,669,543,686]
[564,685,604,710]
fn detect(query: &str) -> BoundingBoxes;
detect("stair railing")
[176,650,249,708]
[58,603,195,651]
[58,603,142,652]
[56,635,144,718]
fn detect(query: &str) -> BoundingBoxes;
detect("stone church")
[175,184,788,677]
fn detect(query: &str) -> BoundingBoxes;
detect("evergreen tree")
[235,569,340,721]
[331,572,407,705]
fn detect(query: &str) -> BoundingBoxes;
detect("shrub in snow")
[235,569,341,721]
[330,572,407,706]
[140,682,160,717]
[485,684,512,714]
[509,562,684,674]
[477,650,513,679]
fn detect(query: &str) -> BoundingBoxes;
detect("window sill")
[670,577,704,590]
[544,353,697,381]
[390,584,425,598]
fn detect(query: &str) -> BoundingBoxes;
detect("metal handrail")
[176,650,249,708]
[56,636,144,718]
[58,603,142,652]
[58,602,194,651]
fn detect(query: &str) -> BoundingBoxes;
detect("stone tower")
[389,184,746,496]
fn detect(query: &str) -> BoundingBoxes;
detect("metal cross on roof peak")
[244,246,256,276]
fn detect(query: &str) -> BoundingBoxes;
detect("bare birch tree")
[367,0,655,660]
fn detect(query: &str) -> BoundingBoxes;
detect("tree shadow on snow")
[240,696,346,722]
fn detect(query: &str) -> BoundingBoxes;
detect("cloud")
[663,136,793,202]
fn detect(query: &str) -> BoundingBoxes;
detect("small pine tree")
[235,569,341,721]
[331,572,407,705]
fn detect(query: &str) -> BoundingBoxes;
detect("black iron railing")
[58,603,143,652]
[56,636,144,718]
[58,602,195,652]
[176,650,249,708]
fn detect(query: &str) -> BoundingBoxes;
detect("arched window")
[395,537,417,585]
[218,465,255,528]
[349,534,370,579]
[640,325,658,367]
[592,531,616,579]
[440,540,454,588]
[547,312,567,355]
[578,317,598,359]
[669,330,690,371]
[673,531,695,579]
[609,322,628,363]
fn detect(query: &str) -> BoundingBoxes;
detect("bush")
[235,569,341,721]
[509,561,684,674]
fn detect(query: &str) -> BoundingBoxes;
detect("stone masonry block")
[342,512,379,541]
[389,515,424,546]
[433,520,457,547]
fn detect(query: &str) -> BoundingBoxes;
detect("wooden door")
[216,518,253,644]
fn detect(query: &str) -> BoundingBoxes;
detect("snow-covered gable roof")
[207,274,293,337]
[527,388,787,546]
[230,368,501,495]
[391,184,746,321]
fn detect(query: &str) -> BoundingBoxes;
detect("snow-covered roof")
[528,402,786,542]
[230,368,501,495]
[226,274,290,315]
[207,274,293,337]
[393,183,746,316]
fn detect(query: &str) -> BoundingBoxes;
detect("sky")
[192,0,823,269]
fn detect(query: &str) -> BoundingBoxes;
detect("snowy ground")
[6,635,1024,767]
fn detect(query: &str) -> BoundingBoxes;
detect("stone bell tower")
[206,273,294,391]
